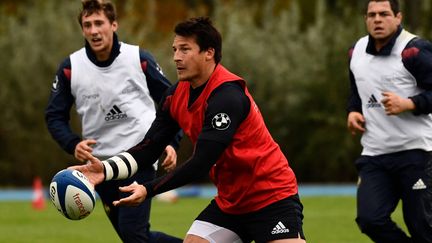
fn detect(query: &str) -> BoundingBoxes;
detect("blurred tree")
[0,1,82,185]
[216,0,363,182]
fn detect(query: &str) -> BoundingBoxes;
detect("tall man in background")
[45,0,182,242]
[72,17,306,243]
[347,0,432,242]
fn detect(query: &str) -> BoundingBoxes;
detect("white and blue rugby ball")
[49,169,96,220]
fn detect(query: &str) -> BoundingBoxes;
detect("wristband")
[102,152,138,181]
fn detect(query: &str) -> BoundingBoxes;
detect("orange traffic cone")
[32,176,46,210]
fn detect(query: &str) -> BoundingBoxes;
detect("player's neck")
[190,63,216,89]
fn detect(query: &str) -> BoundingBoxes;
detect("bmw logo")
[211,113,231,130]
[52,75,59,91]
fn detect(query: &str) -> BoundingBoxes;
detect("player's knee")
[355,216,380,234]
[355,215,397,238]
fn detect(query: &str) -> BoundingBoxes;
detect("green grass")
[0,196,406,243]
[302,196,404,243]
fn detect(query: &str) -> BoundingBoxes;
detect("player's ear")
[112,21,118,32]
[205,47,215,61]
[395,12,402,25]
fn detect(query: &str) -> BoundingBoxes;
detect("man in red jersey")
[72,17,306,243]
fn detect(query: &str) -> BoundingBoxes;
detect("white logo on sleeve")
[211,113,231,130]
[52,75,59,91]
[156,63,164,75]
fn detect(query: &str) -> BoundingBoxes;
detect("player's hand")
[381,92,415,115]
[161,145,177,172]
[69,152,104,186]
[74,139,97,162]
[113,182,147,207]
[347,111,366,135]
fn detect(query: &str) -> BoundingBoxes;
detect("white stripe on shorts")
[187,220,243,243]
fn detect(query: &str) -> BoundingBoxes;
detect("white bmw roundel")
[212,113,231,130]
[52,75,59,91]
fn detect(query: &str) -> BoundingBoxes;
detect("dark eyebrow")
[367,10,392,16]
[173,44,189,48]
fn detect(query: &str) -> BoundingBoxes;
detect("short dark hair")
[78,0,117,27]
[174,17,222,64]
[367,0,400,15]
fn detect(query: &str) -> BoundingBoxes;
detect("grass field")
[0,196,405,243]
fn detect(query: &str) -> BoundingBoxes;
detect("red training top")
[170,64,298,214]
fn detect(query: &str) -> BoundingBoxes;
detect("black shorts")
[195,194,305,243]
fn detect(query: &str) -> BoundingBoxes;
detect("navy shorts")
[195,194,305,243]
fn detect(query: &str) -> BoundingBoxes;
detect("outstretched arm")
[113,139,226,206]
[70,150,140,186]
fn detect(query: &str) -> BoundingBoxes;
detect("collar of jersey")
[84,32,121,67]
[366,25,402,56]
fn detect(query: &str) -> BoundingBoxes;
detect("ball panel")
[64,185,95,220]
[49,181,64,214]
[71,170,96,204]
[50,170,71,214]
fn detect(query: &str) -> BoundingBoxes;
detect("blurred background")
[0,0,431,187]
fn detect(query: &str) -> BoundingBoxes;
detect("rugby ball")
[49,169,96,220]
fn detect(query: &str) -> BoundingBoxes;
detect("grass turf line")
[0,196,405,243]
